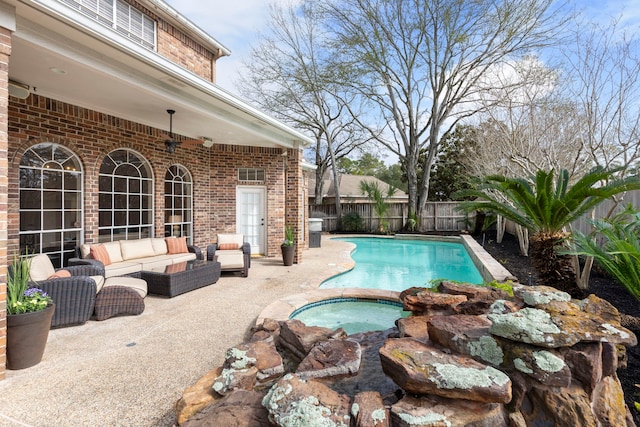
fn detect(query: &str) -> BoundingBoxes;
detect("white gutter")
[143,0,231,57]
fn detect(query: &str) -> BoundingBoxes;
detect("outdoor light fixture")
[8,80,30,99]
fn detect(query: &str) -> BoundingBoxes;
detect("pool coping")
[256,234,514,326]
[395,233,514,282]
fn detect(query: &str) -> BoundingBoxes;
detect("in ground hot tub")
[290,297,409,334]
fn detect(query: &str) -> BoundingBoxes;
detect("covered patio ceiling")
[6,0,311,150]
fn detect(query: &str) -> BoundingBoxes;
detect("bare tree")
[466,57,592,180]
[560,17,640,175]
[237,1,370,223]
[323,0,566,229]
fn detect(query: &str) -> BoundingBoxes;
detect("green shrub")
[568,204,640,301]
[341,212,364,232]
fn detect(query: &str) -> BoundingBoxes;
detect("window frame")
[59,0,157,50]
[164,164,194,244]
[19,143,84,268]
[98,149,154,242]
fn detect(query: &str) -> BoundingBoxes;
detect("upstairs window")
[60,0,156,50]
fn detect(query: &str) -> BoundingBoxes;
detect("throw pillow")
[218,242,239,251]
[166,237,189,254]
[90,244,112,266]
[48,269,72,279]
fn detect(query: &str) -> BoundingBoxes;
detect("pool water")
[321,237,483,292]
[290,298,409,334]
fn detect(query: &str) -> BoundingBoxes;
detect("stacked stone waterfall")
[175,281,638,427]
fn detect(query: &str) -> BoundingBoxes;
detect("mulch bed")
[474,231,640,424]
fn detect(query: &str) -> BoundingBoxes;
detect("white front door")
[236,186,266,255]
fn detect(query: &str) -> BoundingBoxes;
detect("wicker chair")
[206,234,251,277]
[20,254,104,328]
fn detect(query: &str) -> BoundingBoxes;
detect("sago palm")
[568,204,640,301]
[457,167,640,297]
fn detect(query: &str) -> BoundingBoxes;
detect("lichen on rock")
[520,288,571,306]
[488,307,561,345]
[533,350,565,373]
[467,335,504,366]
[600,323,631,340]
[225,347,257,369]
[371,408,386,422]
[430,363,510,389]
[397,412,452,427]
[513,358,534,374]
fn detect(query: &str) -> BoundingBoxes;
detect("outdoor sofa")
[70,237,202,278]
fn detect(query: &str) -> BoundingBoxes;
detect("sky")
[165,0,640,96]
[164,0,300,95]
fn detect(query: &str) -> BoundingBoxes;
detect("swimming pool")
[290,297,409,334]
[320,237,484,292]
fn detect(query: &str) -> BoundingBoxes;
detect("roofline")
[23,0,313,148]
[143,0,231,57]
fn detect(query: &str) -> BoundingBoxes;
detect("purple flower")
[23,287,47,298]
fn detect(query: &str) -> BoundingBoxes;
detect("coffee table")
[141,260,221,297]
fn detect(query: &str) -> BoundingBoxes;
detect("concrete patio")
[0,236,354,426]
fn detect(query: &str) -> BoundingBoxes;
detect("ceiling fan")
[161,109,206,153]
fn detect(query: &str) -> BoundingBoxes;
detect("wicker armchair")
[23,254,104,328]
[207,234,251,277]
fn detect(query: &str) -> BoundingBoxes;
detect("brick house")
[0,0,313,378]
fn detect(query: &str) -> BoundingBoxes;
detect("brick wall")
[7,94,301,260]
[124,0,218,83]
[156,21,216,82]
[0,26,11,380]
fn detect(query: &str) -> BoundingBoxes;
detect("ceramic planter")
[281,245,295,266]
[6,303,55,370]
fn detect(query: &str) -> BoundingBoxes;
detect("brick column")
[0,12,14,380]
[285,149,304,263]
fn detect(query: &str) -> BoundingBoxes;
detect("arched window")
[99,149,153,241]
[19,143,83,267]
[164,165,193,243]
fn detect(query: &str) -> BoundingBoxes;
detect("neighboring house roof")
[309,174,408,201]
[6,0,313,150]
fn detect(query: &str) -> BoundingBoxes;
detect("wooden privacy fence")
[309,202,471,232]
[310,190,640,234]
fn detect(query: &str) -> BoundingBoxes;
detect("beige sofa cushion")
[170,252,197,263]
[217,251,245,269]
[103,241,124,263]
[104,262,142,278]
[120,238,155,260]
[91,275,105,292]
[137,255,175,271]
[104,276,148,298]
[217,234,244,248]
[29,254,56,282]
[79,244,91,259]
[151,238,168,255]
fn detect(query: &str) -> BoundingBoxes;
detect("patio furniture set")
[26,234,251,328]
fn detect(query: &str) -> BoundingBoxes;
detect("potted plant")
[6,252,55,370]
[281,225,295,266]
